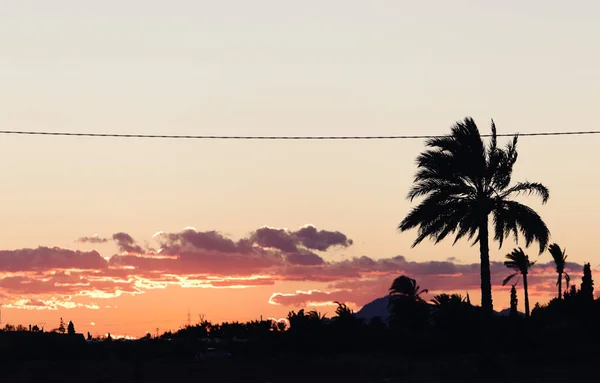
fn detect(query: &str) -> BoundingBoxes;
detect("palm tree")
[431,293,466,308]
[388,276,429,330]
[398,117,550,312]
[333,301,354,319]
[306,310,326,322]
[389,275,428,302]
[548,243,570,300]
[502,248,535,317]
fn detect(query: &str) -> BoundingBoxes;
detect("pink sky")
[1,0,600,337]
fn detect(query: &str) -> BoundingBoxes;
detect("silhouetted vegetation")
[398,117,550,313]
[67,320,76,335]
[3,261,598,381]
[502,248,535,317]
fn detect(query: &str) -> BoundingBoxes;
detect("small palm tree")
[306,310,326,322]
[502,248,535,317]
[398,117,550,313]
[431,293,466,307]
[388,276,429,331]
[548,243,570,300]
[333,302,354,319]
[389,275,428,302]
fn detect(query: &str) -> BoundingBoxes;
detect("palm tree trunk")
[523,274,530,318]
[479,216,493,313]
[557,272,562,301]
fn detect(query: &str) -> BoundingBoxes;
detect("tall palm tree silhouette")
[398,117,550,312]
[502,248,536,317]
[548,243,570,300]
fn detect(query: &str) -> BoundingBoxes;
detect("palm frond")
[501,182,550,203]
[504,247,534,282]
[495,200,550,253]
[502,273,519,286]
[399,195,472,247]
[548,243,566,272]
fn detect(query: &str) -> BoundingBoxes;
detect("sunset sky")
[1,0,599,337]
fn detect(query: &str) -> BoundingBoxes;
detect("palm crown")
[389,275,428,302]
[548,243,570,299]
[502,247,535,286]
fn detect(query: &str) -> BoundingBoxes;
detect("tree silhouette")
[306,310,326,323]
[580,263,594,302]
[388,276,429,331]
[502,248,535,317]
[398,117,550,312]
[67,321,76,335]
[510,285,518,318]
[431,293,466,308]
[548,243,570,300]
[389,275,428,301]
[332,301,359,331]
[58,317,66,334]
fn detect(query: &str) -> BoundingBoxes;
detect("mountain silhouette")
[357,295,524,320]
[356,296,390,321]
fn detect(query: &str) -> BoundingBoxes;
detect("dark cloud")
[76,235,108,244]
[285,251,326,266]
[157,229,251,254]
[0,247,107,272]
[249,225,353,253]
[294,225,353,251]
[112,232,145,254]
[251,227,298,252]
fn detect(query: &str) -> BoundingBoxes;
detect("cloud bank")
[0,225,593,311]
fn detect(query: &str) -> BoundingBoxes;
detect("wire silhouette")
[0,130,599,140]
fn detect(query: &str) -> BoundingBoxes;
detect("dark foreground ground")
[0,351,597,383]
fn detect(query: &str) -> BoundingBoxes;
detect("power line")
[0,130,599,140]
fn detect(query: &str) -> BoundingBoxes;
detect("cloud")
[1,224,595,314]
[0,247,107,272]
[269,290,346,307]
[285,251,326,266]
[156,228,251,254]
[2,297,101,311]
[270,258,594,309]
[76,235,109,244]
[294,225,353,251]
[112,232,145,254]
[250,225,352,253]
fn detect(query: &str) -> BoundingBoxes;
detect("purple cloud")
[112,232,145,254]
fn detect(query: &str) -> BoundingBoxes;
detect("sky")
[0,0,599,337]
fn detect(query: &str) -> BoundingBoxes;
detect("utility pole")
[187,309,191,327]
[156,328,159,339]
